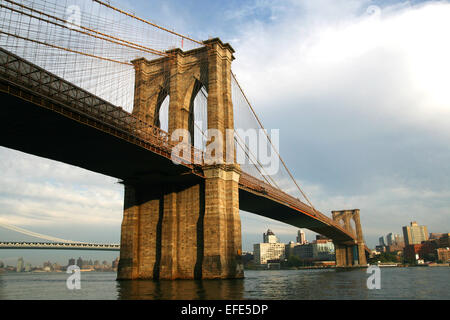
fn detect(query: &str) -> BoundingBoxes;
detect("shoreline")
[244,263,449,271]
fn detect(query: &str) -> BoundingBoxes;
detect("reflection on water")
[243,269,371,300]
[117,278,244,300]
[0,268,449,300]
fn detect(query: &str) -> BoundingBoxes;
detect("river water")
[0,268,449,300]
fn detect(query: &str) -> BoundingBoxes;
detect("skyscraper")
[379,236,386,247]
[394,234,404,245]
[403,221,429,245]
[254,229,286,264]
[296,229,306,244]
[263,229,278,243]
[386,233,394,246]
[16,257,24,272]
[24,263,32,272]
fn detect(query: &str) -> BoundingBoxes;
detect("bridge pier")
[334,242,367,267]
[332,209,368,267]
[117,164,243,280]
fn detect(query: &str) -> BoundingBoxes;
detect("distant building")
[385,233,403,247]
[254,229,286,265]
[370,250,380,258]
[68,258,76,266]
[436,248,450,263]
[403,244,423,261]
[242,252,254,266]
[436,234,450,248]
[312,239,335,260]
[395,234,404,245]
[293,243,313,259]
[379,236,386,247]
[386,233,393,246]
[387,243,404,253]
[16,257,24,272]
[429,233,445,240]
[76,257,83,268]
[296,230,306,244]
[386,233,405,252]
[285,241,297,259]
[112,257,119,269]
[403,221,428,246]
[292,239,335,261]
[263,229,278,244]
[254,243,286,264]
[403,241,437,262]
[24,263,32,272]
[43,261,53,271]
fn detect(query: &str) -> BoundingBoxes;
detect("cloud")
[0,147,123,233]
[226,0,450,246]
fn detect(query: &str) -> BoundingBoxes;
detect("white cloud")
[232,1,450,133]
[228,0,450,246]
[0,148,123,230]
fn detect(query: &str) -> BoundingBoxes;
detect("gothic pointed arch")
[154,88,169,131]
[187,79,208,149]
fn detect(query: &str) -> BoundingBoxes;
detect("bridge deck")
[0,241,120,251]
[0,47,365,248]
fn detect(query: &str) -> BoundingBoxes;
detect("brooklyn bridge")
[0,0,369,280]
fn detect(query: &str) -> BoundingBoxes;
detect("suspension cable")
[231,72,317,211]
[0,31,132,65]
[196,87,279,187]
[92,0,204,46]
[0,3,166,57]
[3,0,167,57]
[0,221,85,243]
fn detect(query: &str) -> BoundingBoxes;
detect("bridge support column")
[118,182,203,280]
[357,241,367,266]
[332,209,368,267]
[117,166,243,280]
[334,243,348,267]
[202,165,243,279]
[334,242,367,267]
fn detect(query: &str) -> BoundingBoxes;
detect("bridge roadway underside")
[239,188,352,243]
[0,87,355,246]
[0,89,202,187]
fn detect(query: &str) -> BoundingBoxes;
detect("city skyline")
[2,217,446,267]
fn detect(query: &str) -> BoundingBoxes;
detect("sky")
[1,0,450,265]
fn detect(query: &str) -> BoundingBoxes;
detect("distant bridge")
[0,241,120,251]
[0,222,119,251]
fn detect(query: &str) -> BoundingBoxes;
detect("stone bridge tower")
[332,209,368,267]
[117,38,243,280]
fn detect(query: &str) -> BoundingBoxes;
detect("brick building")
[437,248,450,262]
